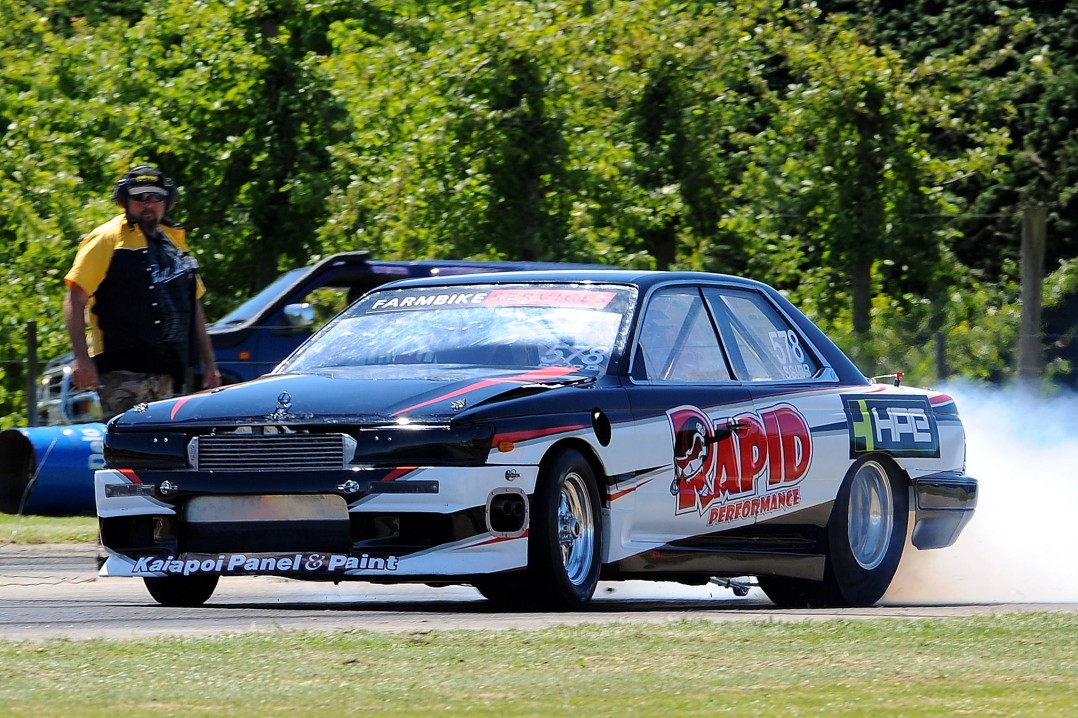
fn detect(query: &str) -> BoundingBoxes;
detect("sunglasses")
[130,194,166,203]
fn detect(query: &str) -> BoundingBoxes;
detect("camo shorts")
[98,370,175,419]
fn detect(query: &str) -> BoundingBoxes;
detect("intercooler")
[189,433,356,471]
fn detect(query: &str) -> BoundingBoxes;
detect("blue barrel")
[0,423,106,516]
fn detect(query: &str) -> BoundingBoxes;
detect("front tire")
[528,449,603,610]
[143,575,219,607]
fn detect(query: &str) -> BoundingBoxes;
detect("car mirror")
[281,303,315,333]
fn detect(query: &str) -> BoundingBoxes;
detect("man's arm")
[63,284,99,391]
[194,301,221,389]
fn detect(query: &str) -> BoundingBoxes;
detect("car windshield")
[280,283,637,376]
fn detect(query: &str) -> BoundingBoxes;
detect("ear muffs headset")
[112,165,179,210]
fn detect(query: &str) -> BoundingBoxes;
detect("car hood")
[112,365,596,427]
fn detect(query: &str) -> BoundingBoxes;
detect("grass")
[0,614,1076,716]
[2,518,1075,715]
[0,512,98,545]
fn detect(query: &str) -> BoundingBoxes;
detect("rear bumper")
[911,472,978,549]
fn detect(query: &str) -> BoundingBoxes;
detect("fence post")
[25,321,39,427]
[1017,205,1046,386]
[935,330,948,382]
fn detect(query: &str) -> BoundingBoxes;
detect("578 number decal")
[768,330,812,379]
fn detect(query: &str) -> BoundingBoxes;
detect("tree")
[722,6,1012,368]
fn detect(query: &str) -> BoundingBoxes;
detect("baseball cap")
[125,166,169,197]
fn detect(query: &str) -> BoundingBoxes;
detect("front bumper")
[911,472,978,549]
[95,465,537,580]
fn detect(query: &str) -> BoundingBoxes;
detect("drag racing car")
[95,270,978,609]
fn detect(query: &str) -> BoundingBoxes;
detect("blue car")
[95,270,978,609]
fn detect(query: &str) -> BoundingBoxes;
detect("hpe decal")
[843,395,940,458]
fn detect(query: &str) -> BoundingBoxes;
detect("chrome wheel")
[527,449,603,609]
[846,460,894,570]
[558,469,597,586]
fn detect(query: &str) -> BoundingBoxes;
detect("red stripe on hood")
[170,395,196,420]
[391,366,577,416]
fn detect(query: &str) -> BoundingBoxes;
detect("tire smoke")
[885,383,1078,604]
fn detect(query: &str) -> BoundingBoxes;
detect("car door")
[701,286,847,529]
[623,285,759,546]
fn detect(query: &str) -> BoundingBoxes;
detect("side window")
[306,287,352,329]
[636,288,731,382]
[703,288,820,381]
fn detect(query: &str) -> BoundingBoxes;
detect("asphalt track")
[2,544,1075,641]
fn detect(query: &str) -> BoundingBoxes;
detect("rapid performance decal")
[131,552,400,576]
[843,395,940,458]
[668,403,811,524]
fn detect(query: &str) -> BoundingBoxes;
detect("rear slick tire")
[757,574,839,608]
[759,457,908,608]
[827,457,908,607]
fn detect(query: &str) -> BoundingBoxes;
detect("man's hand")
[194,301,221,391]
[202,367,222,390]
[71,355,99,391]
[63,284,98,390]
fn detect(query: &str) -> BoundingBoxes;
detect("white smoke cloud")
[886,382,1078,603]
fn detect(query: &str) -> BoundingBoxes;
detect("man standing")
[64,165,221,419]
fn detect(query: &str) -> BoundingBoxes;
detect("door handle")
[707,418,747,443]
[726,418,748,432]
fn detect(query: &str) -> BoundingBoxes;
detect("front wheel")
[528,449,603,610]
[143,575,219,607]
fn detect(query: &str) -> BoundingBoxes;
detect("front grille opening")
[182,518,352,554]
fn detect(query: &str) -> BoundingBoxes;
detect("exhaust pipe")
[486,488,528,537]
[491,495,525,517]
[0,423,105,516]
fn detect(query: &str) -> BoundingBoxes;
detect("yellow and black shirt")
[65,213,206,380]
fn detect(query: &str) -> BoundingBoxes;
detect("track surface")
[2,545,1075,641]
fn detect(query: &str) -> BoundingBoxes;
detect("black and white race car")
[95,270,977,609]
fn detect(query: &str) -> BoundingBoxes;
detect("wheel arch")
[853,451,914,508]
[539,437,609,508]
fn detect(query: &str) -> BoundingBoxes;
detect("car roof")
[371,268,774,293]
[359,268,867,385]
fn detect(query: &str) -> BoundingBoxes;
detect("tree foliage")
[0,0,1072,426]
